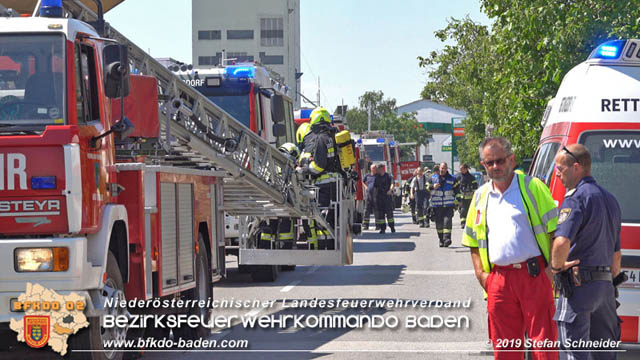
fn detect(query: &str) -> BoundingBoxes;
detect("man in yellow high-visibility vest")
[462,137,559,359]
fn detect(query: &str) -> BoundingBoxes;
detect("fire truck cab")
[357,131,402,208]
[529,39,640,344]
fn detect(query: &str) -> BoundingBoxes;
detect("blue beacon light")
[599,45,619,58]
[41,0,63,18]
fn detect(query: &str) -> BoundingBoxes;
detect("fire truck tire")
[251,265,279,282]
[281,265,296,271]
[175,235,212,340]
[71,251,126,360]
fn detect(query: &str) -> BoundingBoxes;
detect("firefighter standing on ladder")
[298,107,341,250]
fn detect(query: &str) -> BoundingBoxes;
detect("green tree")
[420,1,640,165]
[346,91,429,145]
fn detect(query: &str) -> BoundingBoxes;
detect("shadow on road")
[356,231,421,240]
[354,241,416,253]
[219,265,406,288]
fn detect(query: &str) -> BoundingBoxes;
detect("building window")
[227,30,254,40]
[260,18,284,47]
[259,52,284,65]
[227,52,254,63]
[198,30,221,40]
[198,53,221,66]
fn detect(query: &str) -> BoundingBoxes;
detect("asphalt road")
[148,212,493,359]
[145,211,640,360]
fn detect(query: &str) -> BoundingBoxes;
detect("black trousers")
[415,190,429,225]
[459,198,472,224]
[363,197,376,228]
[375,195,395,230]
[434,207,454,244]
[317,182,336,250]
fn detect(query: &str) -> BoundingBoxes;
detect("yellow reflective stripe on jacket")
[309,161,324,174]
[461,172,558,274]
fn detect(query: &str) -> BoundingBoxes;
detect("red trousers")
[487,256,558,360]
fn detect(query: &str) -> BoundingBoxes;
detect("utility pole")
[317,77,321,107]
[367,100,372,132]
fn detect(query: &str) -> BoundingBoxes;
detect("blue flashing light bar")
[376,138,385,143]
[225,66,256,79]
[31,176,56,190]
[389,141,396,146]
[300,109,313,119]
[41,0,63,18]
[589,40,626,60]
[356,139,362,144]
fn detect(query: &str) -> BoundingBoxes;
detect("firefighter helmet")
[296,122,311,144]
[309,107,331,126]
[279,142,300,159]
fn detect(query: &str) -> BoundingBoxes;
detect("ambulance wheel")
[280,265,296,271]
[251,265,279,282]
[73,251,126,360]
[175,235,212,340]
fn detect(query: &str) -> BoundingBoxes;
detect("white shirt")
[486,175,541,266]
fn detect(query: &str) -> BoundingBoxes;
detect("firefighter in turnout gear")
[404,169,418,224]
[298,107,340,249]
[455,164,478,228]
[375,164,395,233]
[430,162,459,247]
[259,143,301,249]
[411,167,430,228]
[362,164,379,230]
[295,123,319,248]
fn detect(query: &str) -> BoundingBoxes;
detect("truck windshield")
[207,95,251,129]
[580,131,640,223]
[364,144,385,161]
[0,34,66,130]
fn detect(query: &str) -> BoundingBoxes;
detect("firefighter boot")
[390,224,396,233]
[379,224,386,234]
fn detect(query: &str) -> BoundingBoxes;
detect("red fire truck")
[356,131,403,208]
[0,1,354,357]
[530,39,640,344]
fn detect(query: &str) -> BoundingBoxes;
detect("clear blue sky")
[106,0,488,111]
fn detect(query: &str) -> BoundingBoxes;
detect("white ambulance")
[530,39,640,344]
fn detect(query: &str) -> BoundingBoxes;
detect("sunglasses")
[562,146,579,163]
[483,157,507,167]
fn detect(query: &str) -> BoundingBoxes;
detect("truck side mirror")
[271,94,285,123]
[103,44,130,98]
[272,123,286,137]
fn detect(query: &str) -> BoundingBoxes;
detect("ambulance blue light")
[389,141,396,146]
[41,0,63,18]
[376,138,385,143]
[225,66,255,79]
[31,176,56,190]
[599,45,618,58]
[356,139,362,144]
[589,40,626,60]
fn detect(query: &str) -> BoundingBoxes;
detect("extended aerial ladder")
[48,0,353,265]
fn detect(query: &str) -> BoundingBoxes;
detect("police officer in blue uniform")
[551,144,622,360]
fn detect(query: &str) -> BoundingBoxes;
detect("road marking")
[244,307,263,317]
[403,270,475,275]
[280,280,301,292]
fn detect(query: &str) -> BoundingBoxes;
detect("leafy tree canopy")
[419,0,640,167]
[346,91,430,145]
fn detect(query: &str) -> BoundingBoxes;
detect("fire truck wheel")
[251,265,279,282]
[280,265,296,271]
[175,235,212,340]
[71,251,126,360]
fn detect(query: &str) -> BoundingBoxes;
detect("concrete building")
[191,0,301,107]
[397,99,467,171]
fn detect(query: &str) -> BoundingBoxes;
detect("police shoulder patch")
[558,208,572,224]
[565,188,576,198]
